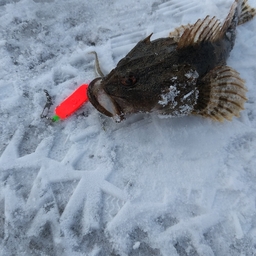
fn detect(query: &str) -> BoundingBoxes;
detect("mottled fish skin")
[87,0,255,122]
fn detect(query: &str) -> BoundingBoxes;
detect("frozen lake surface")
[1,0,256,255]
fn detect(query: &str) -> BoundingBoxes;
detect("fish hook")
[40,89,53,120]
[89,51,105,78]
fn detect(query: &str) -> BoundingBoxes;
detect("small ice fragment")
[133,241,140,250]
[184,69,199,79]
[183,90,194,99]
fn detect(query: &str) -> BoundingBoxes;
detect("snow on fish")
[87,0,255,122]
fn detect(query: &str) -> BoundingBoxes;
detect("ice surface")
[1,0,256,255]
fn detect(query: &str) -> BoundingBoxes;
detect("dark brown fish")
[88,0,255,122]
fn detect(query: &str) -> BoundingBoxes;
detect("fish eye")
[120,73,137,86]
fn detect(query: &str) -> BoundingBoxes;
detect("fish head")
[87,66,162,121]
[87,35,166,121]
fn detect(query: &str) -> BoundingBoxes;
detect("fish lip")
[87,77,124,121]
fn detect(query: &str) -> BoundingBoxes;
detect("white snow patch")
[158,85,180,107]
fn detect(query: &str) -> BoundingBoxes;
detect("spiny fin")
[219,0,238,37]
[177,0,241,49]
[193,66,247,122]
[238,0,256,25]
[177,16,222,49]
[169,24,192,43]
[143,33,153,43]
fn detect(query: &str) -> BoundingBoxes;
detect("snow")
[158,85,180,107]
[1,0,256,255]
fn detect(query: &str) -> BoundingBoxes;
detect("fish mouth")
[87,77,124,121]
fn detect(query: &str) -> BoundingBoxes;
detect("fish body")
[88,0,255,122]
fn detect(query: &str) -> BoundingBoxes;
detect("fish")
[87,0,256,122]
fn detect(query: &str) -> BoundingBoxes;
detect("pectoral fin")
[193,66,247,122]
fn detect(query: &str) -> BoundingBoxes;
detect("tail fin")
[222,0,255,30]
[219,0,256,49]
[193,66,247,122]
[238,0,256,25]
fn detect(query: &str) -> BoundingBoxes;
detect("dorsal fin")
[177,16,222,49]
[177,0,239,49]
[169,24,192,43]
[219,0,237,37]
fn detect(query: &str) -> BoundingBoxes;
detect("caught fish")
[87,0,255,122]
